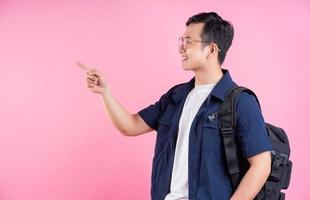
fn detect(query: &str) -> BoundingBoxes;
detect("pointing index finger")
[76,61,89,71]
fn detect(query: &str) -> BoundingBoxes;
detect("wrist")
[100,84,111,97]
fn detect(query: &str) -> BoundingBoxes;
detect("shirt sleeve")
[137,89,171,132]
[235,92,273,159]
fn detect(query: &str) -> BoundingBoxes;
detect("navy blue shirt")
[138,69,273,200]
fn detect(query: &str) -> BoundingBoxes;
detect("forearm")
[99,85,134,135]
[230,163,271,200]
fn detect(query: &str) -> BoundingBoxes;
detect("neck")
[194,64,223,85]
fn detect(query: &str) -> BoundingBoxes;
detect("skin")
[78,22,271,200]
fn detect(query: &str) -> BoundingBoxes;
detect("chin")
[181,63,190,71]
[181,60,189,69]
[182,61,196,71]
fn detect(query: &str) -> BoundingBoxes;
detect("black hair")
[186,12,234,65]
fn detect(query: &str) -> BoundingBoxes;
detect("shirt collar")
[171,68,236,105]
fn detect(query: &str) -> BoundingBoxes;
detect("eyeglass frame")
[178,36,222,52]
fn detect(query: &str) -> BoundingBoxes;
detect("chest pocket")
[202,111,222,152]
[201,102,221,132]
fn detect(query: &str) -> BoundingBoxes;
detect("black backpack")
[217,86,292,200]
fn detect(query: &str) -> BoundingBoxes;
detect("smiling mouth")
[181,55,188,61]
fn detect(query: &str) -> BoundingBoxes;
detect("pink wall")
[0,0,309,199]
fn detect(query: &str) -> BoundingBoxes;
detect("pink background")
[0,0,309,199]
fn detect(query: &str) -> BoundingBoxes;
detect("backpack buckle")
[220,127,233,136]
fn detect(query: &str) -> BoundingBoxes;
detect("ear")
[210,43,220,54]
[210,45,215,53]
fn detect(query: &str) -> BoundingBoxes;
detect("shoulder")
[235,90,260,112]
[160,82,187,101]
[235,89,265,130]
[167,81,186,93]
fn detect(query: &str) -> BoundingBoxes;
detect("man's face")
[179,23,211,70]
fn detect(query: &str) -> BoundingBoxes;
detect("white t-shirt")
[164,81,217,200]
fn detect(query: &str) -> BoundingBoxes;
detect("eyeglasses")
[178,36,221,52]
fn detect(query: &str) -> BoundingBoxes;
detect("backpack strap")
[218,85,261,191]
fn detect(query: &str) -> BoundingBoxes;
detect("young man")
[84,12,272,200]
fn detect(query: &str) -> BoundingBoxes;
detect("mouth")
[181,54,188,61]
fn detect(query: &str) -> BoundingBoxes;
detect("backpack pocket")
[269,150,289,182]
[282,160,292,189]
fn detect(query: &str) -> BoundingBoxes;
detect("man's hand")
[77,61,109,95]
